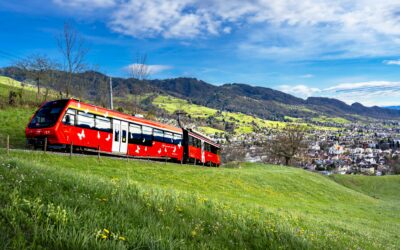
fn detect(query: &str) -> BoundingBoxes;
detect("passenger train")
[25,99,221,166]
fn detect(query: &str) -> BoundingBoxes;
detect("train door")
[201,140,205,163]
[112,119,128,154]
[112,119,120,153]
[120,121,128,153]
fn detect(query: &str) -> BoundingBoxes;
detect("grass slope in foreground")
[0,151,399,249]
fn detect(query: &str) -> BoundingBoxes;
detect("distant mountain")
[2,67,400,121]
[384,106,400,110]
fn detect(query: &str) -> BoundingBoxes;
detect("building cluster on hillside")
[219,121,400,176]
[157,113,400,175]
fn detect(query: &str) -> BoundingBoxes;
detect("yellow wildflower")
[118,236,126,241]
[191,230,197,237]
[103,228,110,234]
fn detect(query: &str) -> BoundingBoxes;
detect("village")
[216,119,400,176]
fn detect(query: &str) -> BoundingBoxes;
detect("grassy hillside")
[0,76,40,148]
[153,95,339,135]
[0,151,399,249]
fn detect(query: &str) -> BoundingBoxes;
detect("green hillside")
[0,151,399,249]
[0,76,399,249]
[152,95,338,135]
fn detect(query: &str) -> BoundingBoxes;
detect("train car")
[25,99,221,166]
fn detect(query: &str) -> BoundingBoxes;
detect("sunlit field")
[0,151,399,249]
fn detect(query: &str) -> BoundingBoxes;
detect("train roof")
[188,129,220,148]
[66,99,182,134]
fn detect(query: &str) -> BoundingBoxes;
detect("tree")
[265,124,307,166]
[128,53,150,114]
[57,22,88,97]
[129,53,150,80]
[16,54,56,100]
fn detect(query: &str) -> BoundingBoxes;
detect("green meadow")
[0,75,399,249]
[0,151,399,249]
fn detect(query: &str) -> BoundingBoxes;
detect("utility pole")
[109,76,113,110]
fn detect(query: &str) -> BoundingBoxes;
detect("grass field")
[1,76,399,249]
[0,151,399,249]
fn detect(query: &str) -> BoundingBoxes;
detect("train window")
[77,111,95,129]
[122,130,127,143]
[95,116,111,132]
[114,129,119,142]
[164,132,174,144]
[210,145,218,154]
[129,124,142,143]
[62,109,76,125]
[153,129,164,142]
[195,138,201,148]
[189,136,194,146]
[28,100,68,128]
[173,134,182,145]
[204,143,211,152]
[114,122,120,142]
[142,126,153,142]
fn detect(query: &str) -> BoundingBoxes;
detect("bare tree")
[265,124,307,166]
[16,54,56,100]
[129,53,150,80]
[57,22,88,97]
[128,53,150,114]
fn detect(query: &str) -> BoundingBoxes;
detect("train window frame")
[142,126,153,142]
[173,134,182,145]
[122,130,127,143]
[210,145,218,154]
[204,143,211,152]
[195,138,201,148]
[95,116,111,132]
[76,111,95,129]
[163,132,174,144]
[114,122,120,142]
[153,129,164,142]
[128,123,142,143]
[62,108,76,126]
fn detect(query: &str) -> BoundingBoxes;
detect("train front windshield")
[28,100,68,128]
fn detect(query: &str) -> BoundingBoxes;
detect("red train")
[25,99,221,166]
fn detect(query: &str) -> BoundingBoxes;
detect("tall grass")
[0,151,398,249]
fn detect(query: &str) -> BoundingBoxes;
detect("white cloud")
[53,0,115,8]
[53,0,400,59]
[125,64,173,75]
[279,81,400,106]
[278,84,320,98]
[383,59,400,65]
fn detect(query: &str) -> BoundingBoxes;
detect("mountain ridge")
[1,67,400,120]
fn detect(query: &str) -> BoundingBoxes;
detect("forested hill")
[2,67,400,121]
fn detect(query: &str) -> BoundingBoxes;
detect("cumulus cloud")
[383,59,400,65]
[278,84,320,98]
[53,0,115,8]
[52,0,400,59]
[125,64,173,75]
[280,81,400,106]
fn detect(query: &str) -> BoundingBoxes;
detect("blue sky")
[2,0,400,106]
